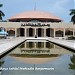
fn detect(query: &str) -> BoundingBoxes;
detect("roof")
[9,11,62,21]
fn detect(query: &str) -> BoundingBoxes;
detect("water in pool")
[0,40,75,75]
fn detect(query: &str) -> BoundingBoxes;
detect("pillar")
[44,28,46,37]
[35,28,36,36]
[34,42,36,48]
[64,28,65,37]
[54,45,56,49]
[54,28,55,38]
[44,42,46,48]
[41,29,43,37]
[27,28,29,37]
[15,28,17,37]
[25,42,26,48]
[25,28,26,37]
[50,28,51,37]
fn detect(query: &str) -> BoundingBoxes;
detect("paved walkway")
[0,37,25,56]
[48,38,75,51]
[0,37,15,45]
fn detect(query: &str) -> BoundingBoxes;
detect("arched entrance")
[46,28,50,37]
[20,28,25,36]
[29,28,33,37]
[7,30,15,36]
[17,28,25,36]
[37,28,43,37]
[55,30,63,37]
[65,30,73,36]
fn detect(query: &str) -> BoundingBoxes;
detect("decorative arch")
[46,28,50,37]
[28,28,34,37]
[7,30,15,36]
[50,28,54,37]
[17,28,25,36]
[37,28,44,37]
[55,30,63,37]
[65,30,73,35]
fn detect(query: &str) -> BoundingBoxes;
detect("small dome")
[9,11,62,22]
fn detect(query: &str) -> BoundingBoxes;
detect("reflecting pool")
[0,41,75,75]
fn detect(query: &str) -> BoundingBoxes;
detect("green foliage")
[70,9,75,15]
[0,61,4,67]
[0,4,3,7]
[70,9,75,24]
[71,15,75,24]
[0,28,1,32]
[0,3,5,20]
[69,55,75,70]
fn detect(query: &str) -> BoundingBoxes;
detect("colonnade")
[14,28,75,38]
[4,27,75,38]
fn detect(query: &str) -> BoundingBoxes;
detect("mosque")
[0,10,75,39]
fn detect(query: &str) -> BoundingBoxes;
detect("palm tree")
[0,4,5,20]
[70,9,75,24]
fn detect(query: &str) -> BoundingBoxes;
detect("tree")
[0,4,5,20]
[69,55,75,70]
[70,9,75,24]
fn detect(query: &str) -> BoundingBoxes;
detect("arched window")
[17,28,25,36]
[55,30,63,37]
[37,28,44,37]
[7,30,15,36]
[29,28,33,37]
[65,30,73,35]
[46,28,50,37]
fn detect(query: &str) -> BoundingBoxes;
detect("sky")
[0,0,74,22]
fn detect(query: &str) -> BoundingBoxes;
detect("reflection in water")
[9,54,60,64]
[0,41,75,75]
[26,42,34,48]
[19,43,25,48]
[12,41,55,55]
[69,55,75,70]
[46,42,54,49]
[0,60,4,73]
[28,42,34,48]
[9,41,61,64]
[12,41,73,55]
[10,57,60,64]
[10,54,60,58]
[21,50,50,55]
[19,42,54,49]
[0,61,4,67]
[36,42,44,48]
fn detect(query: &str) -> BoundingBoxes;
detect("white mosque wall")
[0,22,74,28]
[0,22,75,38]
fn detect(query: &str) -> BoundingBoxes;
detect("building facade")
[0,11,75,38]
